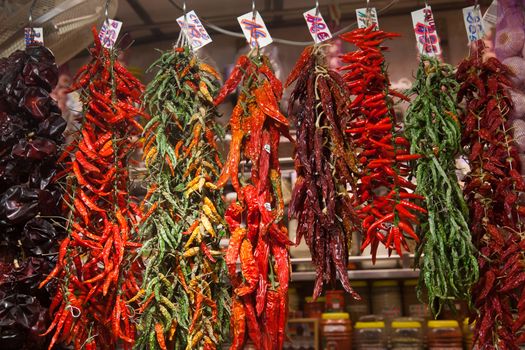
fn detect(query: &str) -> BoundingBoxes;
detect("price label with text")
[411,6,441,56]
[177,10,212,50]
[303,8,332,43]
[237,11,273,48]
[99,19,122,49]
[463,6,485,42]
[24,27,44,46]
[356,7,379,29]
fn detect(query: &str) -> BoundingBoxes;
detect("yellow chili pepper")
[200,214,216,237]
[182,246,199,258]
[199,81,213,102]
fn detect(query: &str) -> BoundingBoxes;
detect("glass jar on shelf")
[371,280,402,320]
[320,312,352,350]
[353,321,388,350]
[427,320,463,350]
[390,320,424,350]
[345,281,369,322]
[325,290,345,312]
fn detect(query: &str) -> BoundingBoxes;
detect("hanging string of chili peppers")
[339,25,425,262]
[457,40,525,349]
[404,56,478,316]
[214,51,291,350]
[286,45,362,300]
[39,28,146,350]
[136,43,230,350]
[0,46,66,350]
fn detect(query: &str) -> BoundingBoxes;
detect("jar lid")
[428,320,459,328]
[372,280,398,287]
[351,280,367,287]
[305,296,325,303]
[402,279,418,287]
[391,321,422,329]
[354,321,385,329]
[322,313,350,320]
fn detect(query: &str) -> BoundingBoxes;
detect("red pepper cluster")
[40,28,146,350]
[457,40,525,349]
[339,25,425,261]
[0,46,66,350]
[215,54,291,350]
[286,46,362,300]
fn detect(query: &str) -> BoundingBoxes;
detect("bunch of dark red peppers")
[0,46,66,350]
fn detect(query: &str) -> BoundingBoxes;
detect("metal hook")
[28,0,37,29]
[315,0,320,16]
[252,0,256,20]
[365,0,372,26]
[104,0,111,25]
[183,1,187,28]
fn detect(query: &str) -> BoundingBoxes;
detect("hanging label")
[99,19,122,49]
[237,11,273,48]
[411,6,441,56]
[264,202,272,211]
[177,10,212,50]
[355,7,379,29]
[24,27,44,46]
[303,8,332,43]
[463,6,485,42]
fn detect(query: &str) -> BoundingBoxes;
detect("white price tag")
[237,11,273,48]
[264,202,272,211]
[99,19,122,49]
[411,6,441,57]
[263,144,271,153]
[177,10,212,50]
[303,8,332,43]
[355,7,379,29]
[24,28,44,47]
[463,6,485,42]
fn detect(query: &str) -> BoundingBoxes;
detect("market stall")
[0,0,524,349]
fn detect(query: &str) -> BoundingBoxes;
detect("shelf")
[291,268,420,281]
[290,254,420,281]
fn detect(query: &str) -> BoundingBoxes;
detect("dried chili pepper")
[0,46,66,349]
[136,42,229,350]
[457,40,525,350]
[405,56,478,316]
[216,51,291,350]
[39,28,145,349]
[339,25,424,263]
[287,45,361,300]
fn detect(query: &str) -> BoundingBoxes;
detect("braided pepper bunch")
[0,46,66,350]
[339,25,425,262]
[286,45,361,300]
[405,56,478,316]
[214,52,291,350]
[136,45,229,350]
[457,40,525,349]
[40,28,146,350]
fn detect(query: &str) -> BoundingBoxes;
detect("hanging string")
[315,0,320,16]
[167,0,399,46]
